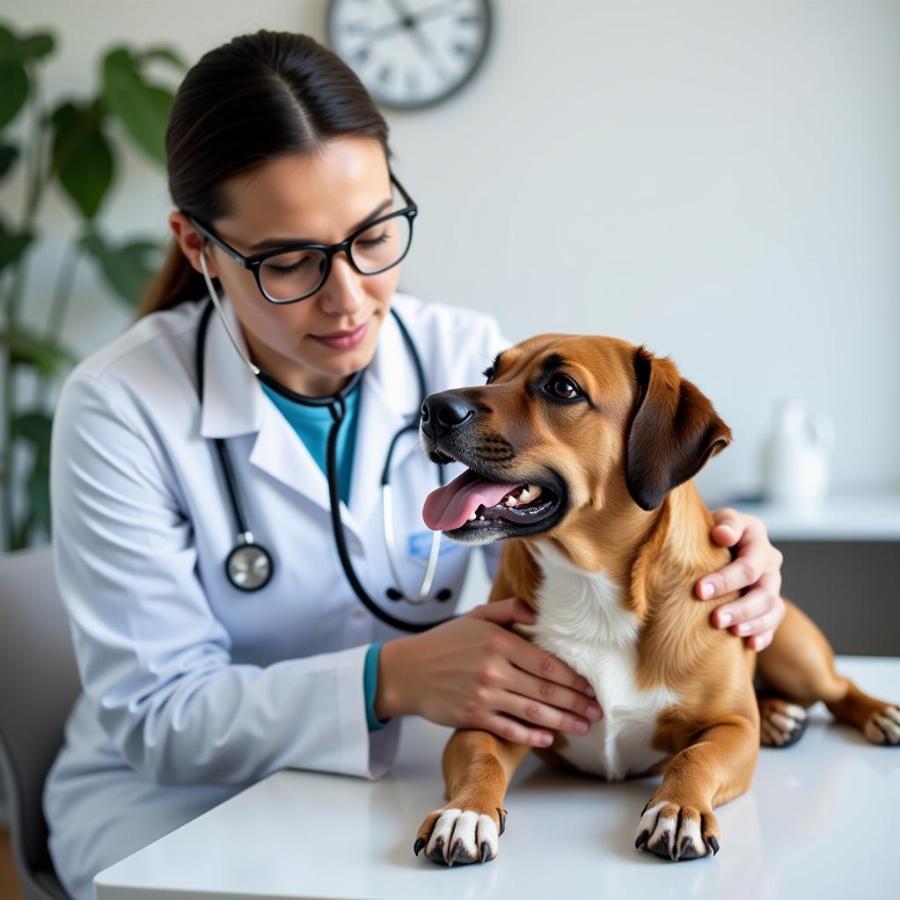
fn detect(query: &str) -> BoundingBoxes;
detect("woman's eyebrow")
[246,198,393,252]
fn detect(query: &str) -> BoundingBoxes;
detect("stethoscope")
[195,254,458,634]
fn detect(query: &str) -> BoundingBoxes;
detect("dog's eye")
[482,366,495,384]
[547,376,580,400]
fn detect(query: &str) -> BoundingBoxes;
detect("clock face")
[327,0,493,110]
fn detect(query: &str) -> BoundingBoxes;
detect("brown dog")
[415,333,899,865]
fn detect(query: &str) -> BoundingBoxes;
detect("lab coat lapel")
[198,296,344,528]
[347,307,424,528]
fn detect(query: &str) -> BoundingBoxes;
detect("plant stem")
[2,59,48,550]
[38,240,81,408]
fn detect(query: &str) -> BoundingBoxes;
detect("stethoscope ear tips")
[436,588,453,602]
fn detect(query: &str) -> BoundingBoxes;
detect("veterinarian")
[43,30,787,900]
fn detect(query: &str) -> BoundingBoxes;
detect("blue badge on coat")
[408,530,459,560]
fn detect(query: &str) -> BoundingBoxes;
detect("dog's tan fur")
[415,334,898,865]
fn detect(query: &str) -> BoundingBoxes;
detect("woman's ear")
[624,345,732,511]
[168,211,216,278]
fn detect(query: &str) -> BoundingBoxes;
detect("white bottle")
[761,399,834,508]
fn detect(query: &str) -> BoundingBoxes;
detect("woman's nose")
[318,255,365,317]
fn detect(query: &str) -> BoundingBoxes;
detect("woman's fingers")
[697,551,766,598]
[481,712,556,748]
[495,689,597,736]
[471,596,537,626]
[502,663,603,726]
[696,520,783,600]
[711,572,782,629]
[747,631,774,652]
[503,631,595,696]
[728,605,785,643]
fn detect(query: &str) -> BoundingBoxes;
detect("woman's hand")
[376,597,603,747]
[695,508,785,651]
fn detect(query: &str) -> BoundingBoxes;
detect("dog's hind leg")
[756,695,809,747]
[755,600,899,745]
[414,729,531,866]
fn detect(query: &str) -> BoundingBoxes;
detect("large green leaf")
[101,47,174,165]
[14,410,53,453]
[82,231,162,307]
[50,100,114,219]
[0,23,17,57]
[0,59,29,130]
[15,411,54,539]
[26,453,52,538]
[0,23,55,61]
[21,32,55,61]
[0,218,33,272]
[0,143,18,179]
[1,324,75,376]
[139,46,187,70]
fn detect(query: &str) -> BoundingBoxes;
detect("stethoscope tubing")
[195,296,459,632]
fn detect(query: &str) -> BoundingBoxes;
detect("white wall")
[3,0,899,503]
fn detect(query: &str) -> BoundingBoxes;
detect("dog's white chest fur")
[517,543,679,781]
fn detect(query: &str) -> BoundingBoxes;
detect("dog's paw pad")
[760,700,808,748]
[417,808,499,866]
[635,801,718,862]
[863,705,900,746]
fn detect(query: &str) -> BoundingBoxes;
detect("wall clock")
[327,0,493,110]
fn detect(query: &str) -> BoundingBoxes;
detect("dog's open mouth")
[422,467,563,541]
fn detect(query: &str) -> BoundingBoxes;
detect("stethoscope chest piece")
[225,534,274,592]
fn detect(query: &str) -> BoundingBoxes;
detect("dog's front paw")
[414,805,505,866]
[635,800,719,861]
[863,704,900,745]
[759,698,808,747]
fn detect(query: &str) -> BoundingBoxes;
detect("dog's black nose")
[421,392,477,440]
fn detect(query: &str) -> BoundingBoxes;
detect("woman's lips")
[310,320,369,350]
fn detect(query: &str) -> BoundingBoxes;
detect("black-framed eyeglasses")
[186,173,417,304]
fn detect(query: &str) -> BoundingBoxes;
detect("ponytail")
[139,240,208,317]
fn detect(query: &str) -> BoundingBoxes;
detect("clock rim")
[325,0,494,111]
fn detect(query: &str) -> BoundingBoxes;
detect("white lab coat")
[43,291,508,900]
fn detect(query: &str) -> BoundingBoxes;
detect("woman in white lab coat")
[43,31,786,900]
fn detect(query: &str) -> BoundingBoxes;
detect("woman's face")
[170,136,401,397]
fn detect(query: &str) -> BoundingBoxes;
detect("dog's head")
[420,335,731,544]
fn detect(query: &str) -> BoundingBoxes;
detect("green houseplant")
[0,20,184,550]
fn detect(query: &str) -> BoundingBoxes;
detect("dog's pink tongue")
[423,469,518,532]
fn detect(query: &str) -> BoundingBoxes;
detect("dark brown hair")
[140,30,391,316]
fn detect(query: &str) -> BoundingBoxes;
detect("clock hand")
[386,0,415,23]
[400,11,453,83]
[366,0,451,43]
[409,0,469,26]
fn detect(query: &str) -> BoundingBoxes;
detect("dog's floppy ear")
[625,345,732,511]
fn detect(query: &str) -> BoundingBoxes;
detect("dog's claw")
[426,836,445,865]
[708,836,720,856]
[635,829,649,850]
[480,840,491,863]
[496,807,508,836]
[413,837,425,857]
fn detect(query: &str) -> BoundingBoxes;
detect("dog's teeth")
[478,515,485,521]
[504,495,519,507]
[517,485,542,503]
[467,512,478,522]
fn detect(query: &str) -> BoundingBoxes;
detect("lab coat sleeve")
[51,372,400,786]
